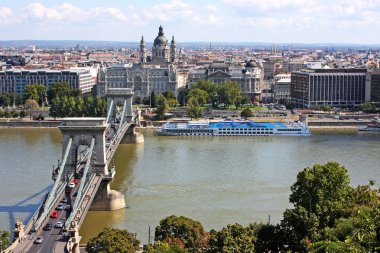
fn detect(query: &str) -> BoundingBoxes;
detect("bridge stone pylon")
[58,118,108,176]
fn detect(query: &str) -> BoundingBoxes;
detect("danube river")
[0,128,379,243]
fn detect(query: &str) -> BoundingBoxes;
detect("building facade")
[188,60,263,101]
[291,69,367,107]
[0,69,95,96]
[105,26,181,98]
[367,70,380,103]
[106,63,179,98]
[273,73,291,103]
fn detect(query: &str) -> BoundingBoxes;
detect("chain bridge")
[5,88,144,253]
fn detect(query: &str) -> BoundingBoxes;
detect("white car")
[68,182,75,188]
[34,236,43,244]
[55,221,63,228]
[56,203,64,210]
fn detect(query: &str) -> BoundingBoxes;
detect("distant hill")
[0,40,379,50]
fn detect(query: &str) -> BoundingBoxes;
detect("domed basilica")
[139,25,176,64]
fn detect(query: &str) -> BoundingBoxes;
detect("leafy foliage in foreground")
[86,228,140,253]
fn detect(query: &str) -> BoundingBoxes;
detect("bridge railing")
[64,138,95,230]
[34,138,72,230]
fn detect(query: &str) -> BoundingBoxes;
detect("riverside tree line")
[84,162,380,253]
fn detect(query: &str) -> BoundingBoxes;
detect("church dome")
[246,60,257,68]
[153,25,168,46]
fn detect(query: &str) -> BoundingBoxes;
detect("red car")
[73,179,79,185]
[50,210,59,218]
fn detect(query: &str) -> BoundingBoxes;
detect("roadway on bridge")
[28,186,77,253]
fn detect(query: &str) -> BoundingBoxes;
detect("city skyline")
[0,0,379,44]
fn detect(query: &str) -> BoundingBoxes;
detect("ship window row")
[277,129,302,132]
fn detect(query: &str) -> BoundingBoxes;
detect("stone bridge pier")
[59,118,125,211]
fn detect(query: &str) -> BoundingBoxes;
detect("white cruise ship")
[156,120,310,136]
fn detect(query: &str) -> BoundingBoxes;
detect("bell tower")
[170,36,176,63]
[139,36,146,63]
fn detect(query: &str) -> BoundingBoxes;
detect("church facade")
[106,26,181,98]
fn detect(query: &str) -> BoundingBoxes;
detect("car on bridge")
[61,197,68,203]
[55,220,64,228]
[73,179,79,184]
[68,182,75,188]
[65,205,72,211]
[51,210,59,218]
[56,203,64,210]
[34,236,43,244]
[43,223,52,231]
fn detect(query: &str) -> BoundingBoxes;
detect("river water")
[0,128,379,244]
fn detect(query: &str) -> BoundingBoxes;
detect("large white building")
[188,60,264,101]
[105,26,181,98]
[0,69,95,96]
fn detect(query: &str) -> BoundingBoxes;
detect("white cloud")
[0,6,12,20]
[204,4,218,13]
[222,0,318,12]
[143,0,194,21]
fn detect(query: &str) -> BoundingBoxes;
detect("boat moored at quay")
[156,120,310,136]
[358,117,380,132]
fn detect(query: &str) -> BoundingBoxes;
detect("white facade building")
[0,69,95,96]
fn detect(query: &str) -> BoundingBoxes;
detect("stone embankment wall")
[0,120,62,127]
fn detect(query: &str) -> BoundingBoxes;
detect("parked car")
[55,220,63,228]
[56,203,64,210]
[50,210,59,218]
[43,223,52,231]
[34,236,43,244]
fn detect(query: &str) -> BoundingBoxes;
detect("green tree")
[19,110,27,118]
[24,84,46,105]
[25,99,39,120]
[251,223,285,252]
[155,94,169,119]
[0,93,11,106]
[74,97,84,116]
[70,88,82,98]
[241,108,253,117]
[282,162,352,250]
[49,96,61,119]
[133,96,142,105]
[47,81,71,102]
[208,223,256,253]
[83,96,95,116]
[186,97,203,118]
[177,88,189,106]
[359,102,376,113]
[145,242,188,253]
[86,228,140,253]
[155,215,207,251]
[187,89,208,106]
[191,80,216,95]
[0,230,11,251]
[217,82,242,108]
[151,90,157,108]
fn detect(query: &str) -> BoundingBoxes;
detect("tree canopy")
[86,228,140,253]
[155,94,169,119]
[208,223,256,253]
[155,215,207,251]
[24,84,46,105]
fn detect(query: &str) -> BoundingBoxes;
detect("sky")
[0,0,379,44]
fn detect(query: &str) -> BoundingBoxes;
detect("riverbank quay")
[0,118,62,127]
[0,117,371,130]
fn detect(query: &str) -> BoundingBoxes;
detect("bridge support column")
[121,124,144,144]
[90,178,126,211]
